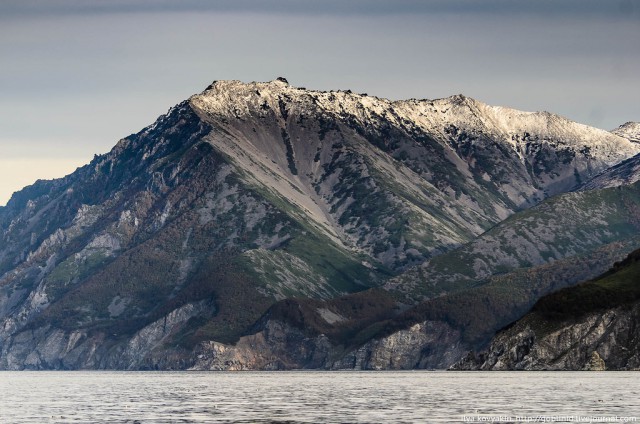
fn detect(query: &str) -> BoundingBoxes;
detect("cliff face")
[1,300,211,370]
[453,248,640,371]
[452,303,640,371]
[189,319,464,371]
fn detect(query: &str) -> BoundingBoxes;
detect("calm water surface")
[0,371,638,423]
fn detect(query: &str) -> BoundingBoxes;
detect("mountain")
[453,247,640,370]
[575,122,640,190]
[386,180,640,303]
[580,155,640,191]
[0,78,638,370]
[188,79,639,269]
[612,121,640,143]
[189,186,640,370]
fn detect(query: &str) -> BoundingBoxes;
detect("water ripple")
[0,371,638,423]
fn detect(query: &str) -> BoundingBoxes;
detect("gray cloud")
[1,0,639,19]
[0,0,639,205]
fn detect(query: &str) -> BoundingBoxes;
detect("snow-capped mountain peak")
[192,79,640,200]
[1,77,639,371]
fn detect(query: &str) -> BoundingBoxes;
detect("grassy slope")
[471,246,640,365]
[251,237,639,359]
[247,183,640,355]
[357,238,637,346]
[532,248,640,323]
[26,157,382,350]
[388,182,640,302]
[263,288,400,350]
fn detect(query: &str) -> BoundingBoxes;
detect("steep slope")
[575,122,640,191]
[190,79,639,270]
[188,184,640,370]
[386,181,640,302]
[0,78,638,370]
[580,153,640,191]
[454,248,640,370]
[2,80,636,275]
[0,100,378,369]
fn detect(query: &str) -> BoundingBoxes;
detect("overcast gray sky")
[1,0,639,205]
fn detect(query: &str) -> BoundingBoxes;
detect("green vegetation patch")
[266,288,399,349]
[377,238,640,347]
[168,254,275,347]
[533,247,640,322]
[44,251,110,302]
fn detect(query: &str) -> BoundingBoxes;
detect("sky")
[1,0,639,205]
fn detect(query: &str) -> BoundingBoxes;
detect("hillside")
[453,247,640,370]
[189,191,640,370]
[386,180,640,302]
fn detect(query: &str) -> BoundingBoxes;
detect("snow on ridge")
[192,78,640,168]
[579,152,640,191]
[612,122,640,143]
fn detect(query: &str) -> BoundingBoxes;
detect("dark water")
[0,371,638,423]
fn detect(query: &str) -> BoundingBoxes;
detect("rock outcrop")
[452,304,640,371]
[189,319,464,371]
[453,248,640,371]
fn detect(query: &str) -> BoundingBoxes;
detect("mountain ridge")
[189,79,640,269]
[0,78,639,370]
[612,121,640,143]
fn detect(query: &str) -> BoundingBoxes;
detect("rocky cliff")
[190,319,464,371]
[453,248,640,370]
[452,304,640,371]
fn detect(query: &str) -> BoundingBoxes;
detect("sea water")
[0,371,638,423]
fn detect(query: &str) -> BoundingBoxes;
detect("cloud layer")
[0,0,639,204]
[2,0,639,18]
